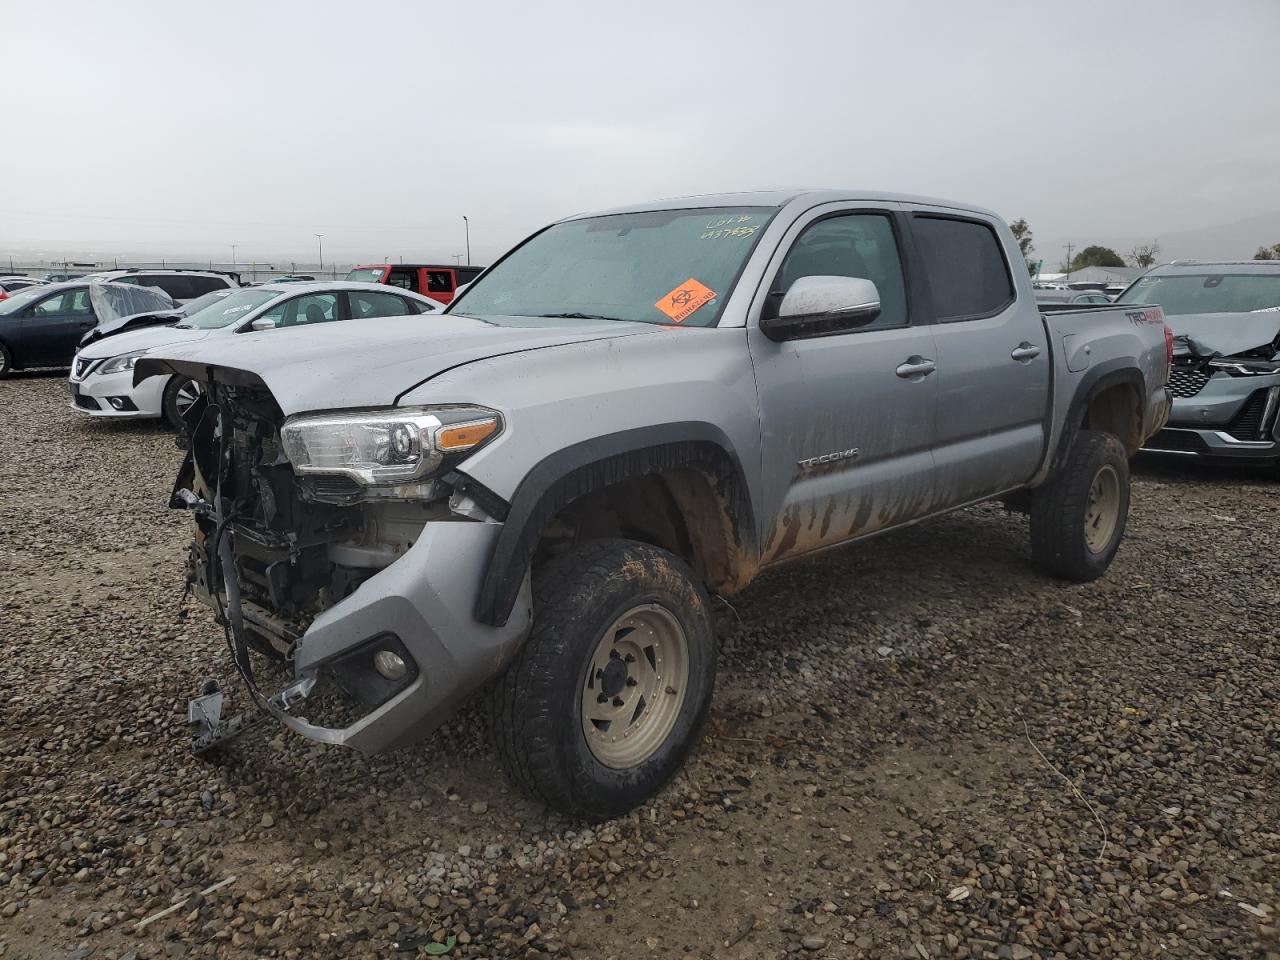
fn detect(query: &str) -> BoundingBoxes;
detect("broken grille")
[1168,367,1210,399]
[73,357,93,379]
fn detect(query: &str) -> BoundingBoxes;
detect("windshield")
[1118,273,1280,316]
[180,288,236,316]
[345,268,386,283]
[180,289,280,329]
[0,284,59,316]
[449,206,777,327]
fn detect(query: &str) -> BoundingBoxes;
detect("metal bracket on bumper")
[187,676,315,754]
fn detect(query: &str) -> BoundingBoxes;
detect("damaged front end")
[1145,316,1280,461]
[155,364,532,756]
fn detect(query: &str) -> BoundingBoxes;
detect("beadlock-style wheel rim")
[174,378,203,416]
[581,603,690,769]
[1084,464,1121,553]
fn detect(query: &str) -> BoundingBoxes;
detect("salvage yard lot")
[2,372,1277,960]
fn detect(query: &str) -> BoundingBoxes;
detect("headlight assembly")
[1208,359,1280,376]
[279,406,501,485]
[98,352,144,375]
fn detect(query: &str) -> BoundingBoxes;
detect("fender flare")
[471,422,757,626]
[1050,360,1147,474]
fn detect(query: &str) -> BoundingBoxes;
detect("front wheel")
[0,341,12,379]
[490,539,716,820]
[162,376,203,431]
[1030,429,1130,581]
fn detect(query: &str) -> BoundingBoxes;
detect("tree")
[1009,218,1034,257]
[1069,245,1126,271]
[1254,244,1280,260]
[1128,241,1161,268]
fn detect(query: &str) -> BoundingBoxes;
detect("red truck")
[344,263,484,305]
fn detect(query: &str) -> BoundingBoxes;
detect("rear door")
[907,209,1049,505]
[748,204,940,563]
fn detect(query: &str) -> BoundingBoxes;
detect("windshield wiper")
[537,312,625,322]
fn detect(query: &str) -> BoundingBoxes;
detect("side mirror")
[248,317,275,331]
[759,276,881,342]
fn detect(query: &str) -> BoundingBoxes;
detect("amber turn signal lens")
[437,418,498,451]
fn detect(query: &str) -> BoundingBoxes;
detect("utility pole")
[1063,242,1074,280]
[453,254,463,265]
[462,216,470,265]
[230,243,237,266]
[314,234,324,271]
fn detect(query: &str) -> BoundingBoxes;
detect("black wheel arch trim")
[1051,359,1147,474]
[473,422,757,627]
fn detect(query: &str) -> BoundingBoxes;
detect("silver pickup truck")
[138,190,1172,819]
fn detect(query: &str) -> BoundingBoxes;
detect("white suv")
[85,269,239,304]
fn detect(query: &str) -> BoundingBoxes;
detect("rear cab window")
[911,216,1015,321]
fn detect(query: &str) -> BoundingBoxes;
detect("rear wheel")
[162,376,203,431]
[490,539,716,820]
[1030,430,1130,581]
[0,342,12,378]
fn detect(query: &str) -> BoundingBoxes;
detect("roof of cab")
[563,189,1002,222]
[1146,260,1280,276]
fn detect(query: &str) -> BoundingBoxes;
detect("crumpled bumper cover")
[193,519,531,755]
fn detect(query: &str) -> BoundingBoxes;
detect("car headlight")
[1208,359,1280,376]
[98,352,144,375]
[279,405,501,485]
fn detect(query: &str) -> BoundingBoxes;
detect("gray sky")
[3,0,1278,267]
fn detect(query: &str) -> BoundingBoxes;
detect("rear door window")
[426,270,455,293]
[138,274,194,301]
[348,290,412,319]
[185,275,230,296]
[911,216,1014,321]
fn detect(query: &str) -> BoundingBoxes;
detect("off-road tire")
[162,376,199,432]
[490,539,716,820]
[0,342,12,378]
[1030,429,1130,581]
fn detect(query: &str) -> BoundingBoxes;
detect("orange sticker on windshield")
[655,278,716,324]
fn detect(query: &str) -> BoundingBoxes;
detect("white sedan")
[69,281,441,429]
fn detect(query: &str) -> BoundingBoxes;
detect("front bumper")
[68,363,166,419]
[194,518,532,755]
[1142,380,1280,462]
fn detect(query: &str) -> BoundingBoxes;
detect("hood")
[79,308,185,348]
[80,282,180,349]
[79,324,213,359]
[1169,312,1280,359]
[134,313,657,415]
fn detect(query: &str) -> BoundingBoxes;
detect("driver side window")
[773,213,909,331]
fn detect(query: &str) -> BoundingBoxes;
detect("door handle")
[1011,342,1041,362]
[895,356,937,380]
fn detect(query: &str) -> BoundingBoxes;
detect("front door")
[21,288,97,365]
[748,207,939,564]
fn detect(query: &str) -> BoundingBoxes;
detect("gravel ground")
[2,372,1278,960]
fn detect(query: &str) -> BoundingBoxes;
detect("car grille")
[1168,367,1210,398]
[73,394,101,411]
[1224,389,1271,441]
[73,357,94,379]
